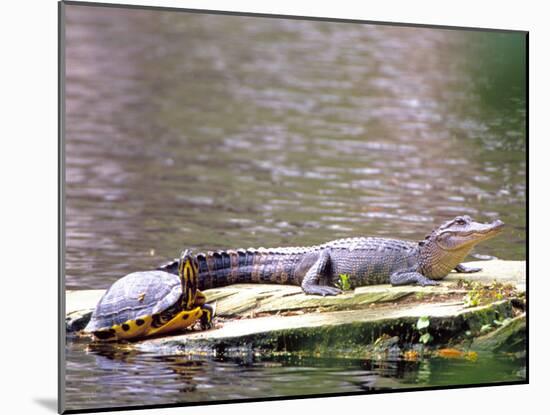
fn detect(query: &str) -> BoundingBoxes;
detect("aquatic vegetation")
[416,316,433,344]
[459,280,518,308]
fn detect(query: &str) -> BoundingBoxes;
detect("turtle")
[84,249,215,341]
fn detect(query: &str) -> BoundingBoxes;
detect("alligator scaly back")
[158,216,504,296]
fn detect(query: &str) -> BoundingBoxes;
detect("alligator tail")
[158,249,302,290]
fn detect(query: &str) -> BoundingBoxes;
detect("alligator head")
[419,215,504,279]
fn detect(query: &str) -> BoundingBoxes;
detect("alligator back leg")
[390,271,439,286]
[300,249,343,296]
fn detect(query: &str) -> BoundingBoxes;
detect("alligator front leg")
[390,271,439,286]
[301,250,343,296]
[454,263,482,273]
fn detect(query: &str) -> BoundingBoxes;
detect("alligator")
[158,216,504,296]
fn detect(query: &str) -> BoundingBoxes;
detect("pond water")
[63,4,526,411]
[65,336,525,412]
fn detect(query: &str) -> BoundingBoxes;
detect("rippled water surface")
[63,4,526,411]
[66,337,525,412]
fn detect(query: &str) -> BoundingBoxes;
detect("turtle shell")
[85,270,182,332]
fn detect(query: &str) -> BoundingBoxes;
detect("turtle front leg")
[199,303,216,330]
[190,290,216,330]
[455,263,482,273]
[193,290,207,307]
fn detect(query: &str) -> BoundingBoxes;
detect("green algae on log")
[137,299,514,356]
[471,313,526,353]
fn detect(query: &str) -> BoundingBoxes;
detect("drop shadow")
[34,398,58,413]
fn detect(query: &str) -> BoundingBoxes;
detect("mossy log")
[65,260,526,356]
[471,313,526,353]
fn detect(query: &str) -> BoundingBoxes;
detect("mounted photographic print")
[59,1,528,413]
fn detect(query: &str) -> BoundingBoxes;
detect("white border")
[2,1,545,414]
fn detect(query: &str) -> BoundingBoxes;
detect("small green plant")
[419,332,433,344]
[480,323,493,333]
[462,281,516,308]
[463,290,481,307]
[462,282,484,307]
[493,317,512,327]
[337,274,351,291]
[416,316,432,344]
[416,316,430,330]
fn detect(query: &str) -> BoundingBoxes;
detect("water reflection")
[65,337,525,411]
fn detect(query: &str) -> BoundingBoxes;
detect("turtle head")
[178,249,199,309]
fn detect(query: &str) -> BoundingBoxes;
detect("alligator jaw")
[463,219,503,243]
[449,219,504,241]
[419,217,505,279]
[434,218,504,251]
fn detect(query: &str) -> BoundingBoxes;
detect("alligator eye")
[456,218,466,225]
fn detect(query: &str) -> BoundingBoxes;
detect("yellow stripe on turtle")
[193,290,207,307]
[92,315,152,341]
[90,292,211,342]
[92,304,211,341]
[107,316,154,340]
[178,251,199,310]
[145,306,203,337]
